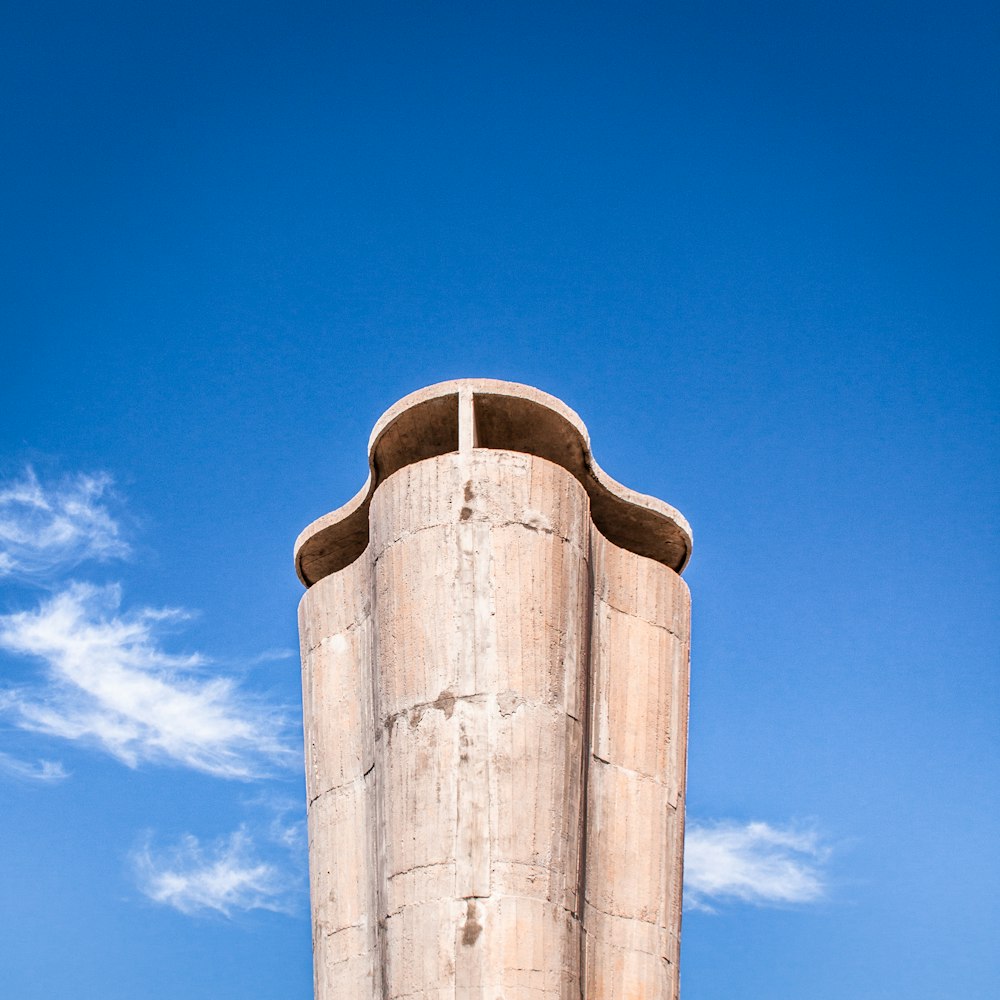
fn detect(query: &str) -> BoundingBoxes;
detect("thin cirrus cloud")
[0,462,835,923]
[0,582,295,779]
[135,814,830,921]
[0,468,129,577]
[683,819,829,912]
[132,825,301,917]
[0,749,68,783]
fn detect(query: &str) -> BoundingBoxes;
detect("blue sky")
[1,2,997,997]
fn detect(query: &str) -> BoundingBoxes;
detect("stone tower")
[295,379,692,999]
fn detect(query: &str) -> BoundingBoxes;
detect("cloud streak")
[0,750,69,783]
[684,820,828,911]
[0,583,295,779]
[132,827,297,917]
[0,468,129,577]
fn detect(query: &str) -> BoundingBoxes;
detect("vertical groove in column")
[362,451,594,998]
[367,541,389,1000]
[454,456,493,994]
[303,443,690,999]
[299,557,378,999]
[577,533,595,1000]
[297,381,693,1000]
[584,530,691,999]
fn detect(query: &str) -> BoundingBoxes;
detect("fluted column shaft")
[299,448,689,999]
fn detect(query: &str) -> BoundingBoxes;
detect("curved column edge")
[295,378,693,586]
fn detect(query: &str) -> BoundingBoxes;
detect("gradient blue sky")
[2,3,997,998]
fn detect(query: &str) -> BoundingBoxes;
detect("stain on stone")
[461,898,483,946]
[459,481,475,520]
[433,689,456,719]
[408,704,425,729]
[497,689,524,717]
[521,509,551,533]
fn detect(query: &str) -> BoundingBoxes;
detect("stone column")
[295,380,692,1000]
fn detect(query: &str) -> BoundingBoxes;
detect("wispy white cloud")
[243,648,296,666]
[0,749,69,783]
[684,820,829,912]
[132,827,297,917]
[0,468,129,578]
[0,583,295,779]
[246,793,308,854]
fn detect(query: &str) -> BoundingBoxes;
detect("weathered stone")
[296,379,692,999]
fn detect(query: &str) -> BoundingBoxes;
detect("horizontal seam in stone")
[382,864,578,913]
[588,753,684,792]
[582,902,675,949]
[369,519,590,559]
[377,693,571,729]
[318,920,367,941]
[387,861,455,879]
[308,773,373,807]
[382,892,584,922]
[302,615,371,654]
[581,923,675,964]
[593,597,686,637]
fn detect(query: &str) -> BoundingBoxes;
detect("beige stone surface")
[297,381,691,999]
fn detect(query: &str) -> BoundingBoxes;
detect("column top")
[295,378,692,586]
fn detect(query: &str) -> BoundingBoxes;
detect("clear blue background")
[2,2,997,997]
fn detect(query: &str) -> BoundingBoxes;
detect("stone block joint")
[296,379,692,999]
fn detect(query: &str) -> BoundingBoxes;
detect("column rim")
[294,378,693,586]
